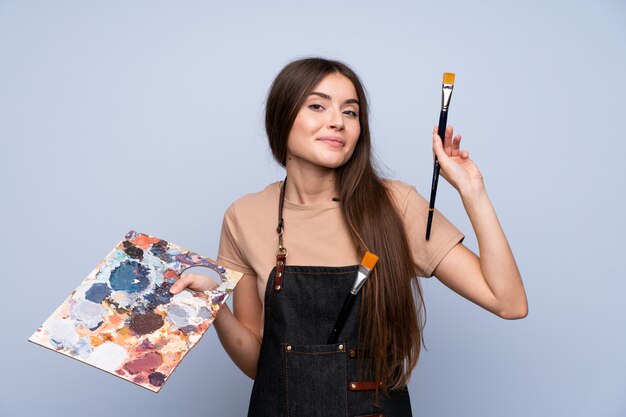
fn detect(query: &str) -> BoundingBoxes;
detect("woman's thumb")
[432,134,447,161]
[169,274,187,294]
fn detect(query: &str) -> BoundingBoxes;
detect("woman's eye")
[344,110,358,118]
[308,104,324,111]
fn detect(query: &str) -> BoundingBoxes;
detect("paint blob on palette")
[29,231,243,392]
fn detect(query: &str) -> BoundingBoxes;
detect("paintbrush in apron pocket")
[327,252,379,344]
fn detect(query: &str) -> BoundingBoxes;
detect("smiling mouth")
[317,137,345,147]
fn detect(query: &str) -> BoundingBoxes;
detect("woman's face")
[286,72,361,171]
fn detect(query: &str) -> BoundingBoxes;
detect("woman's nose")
[327,106,344,130]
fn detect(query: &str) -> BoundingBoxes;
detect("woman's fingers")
[169,274,193,294]
[444,126,453,154]
[434,126,459,157]
[432,133,448,163]
[451,135,461,157]
[170,273,213,294]
[433,126,463,157]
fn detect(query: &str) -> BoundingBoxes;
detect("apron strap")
[277,176,286,237]
[274,176,288,292]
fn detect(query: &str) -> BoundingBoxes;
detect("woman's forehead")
[309,73,358,101]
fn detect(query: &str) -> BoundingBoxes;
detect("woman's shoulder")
[382,178,413,195]
[382,178,428,212]
[225,181,281,218]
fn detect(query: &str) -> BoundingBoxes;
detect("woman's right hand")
[169,273,219,294]
[170,271,264,379]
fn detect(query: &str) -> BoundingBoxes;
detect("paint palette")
[29,231,243,392]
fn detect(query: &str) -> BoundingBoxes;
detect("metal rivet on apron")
[348,348,356,358]
[277,272,282,277]
[285,345,292,351]
[274,284,281,291]
[338,344,345,351]
[350,383,357,390]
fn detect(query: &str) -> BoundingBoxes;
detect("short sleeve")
[216,203,255,275]
[398,184,464,278]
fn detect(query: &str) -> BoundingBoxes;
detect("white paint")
[85,342,128,372]
[71,299,105,329]
[172,291,193,303]
[110,290,131,308]
[39,319,79,345]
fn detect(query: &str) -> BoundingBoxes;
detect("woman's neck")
[284,161,338,205]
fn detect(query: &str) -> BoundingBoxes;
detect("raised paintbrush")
[425,72,455,241]
[327,252,379,344]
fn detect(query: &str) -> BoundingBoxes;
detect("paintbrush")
[327,252,379,344]
[425,72,455,241]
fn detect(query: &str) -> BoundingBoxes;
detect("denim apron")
[247,179,413,417]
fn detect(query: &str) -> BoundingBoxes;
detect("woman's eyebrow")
[309,91,359,105]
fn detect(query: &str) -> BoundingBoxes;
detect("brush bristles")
[361,251,379,270]
[443,72,455,85]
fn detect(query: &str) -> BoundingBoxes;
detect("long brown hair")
[265,57,425,391]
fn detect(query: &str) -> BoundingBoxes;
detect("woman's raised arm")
[431,126,528,319]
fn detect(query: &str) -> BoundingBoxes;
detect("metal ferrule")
[441,84,454,111]
[350,265,371,295]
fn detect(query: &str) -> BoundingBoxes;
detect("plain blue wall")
[1,1,625,416]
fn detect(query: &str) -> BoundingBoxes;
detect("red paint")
[124,352,163,375]
[133,375,147,384]
[129,312,164,335]
[131,234,161,250]
[163,269,178,279]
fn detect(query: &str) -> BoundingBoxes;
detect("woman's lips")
[317,136,345,148]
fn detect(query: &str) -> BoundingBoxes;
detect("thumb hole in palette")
[179,266,224,293]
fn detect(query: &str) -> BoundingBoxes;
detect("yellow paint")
[90,335,105,347]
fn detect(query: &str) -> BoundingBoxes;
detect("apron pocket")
[283,343,348,417]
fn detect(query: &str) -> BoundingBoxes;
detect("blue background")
[1,1,625,416]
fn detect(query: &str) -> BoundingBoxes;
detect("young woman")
[171,57,527,417]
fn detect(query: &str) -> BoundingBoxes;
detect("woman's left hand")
[432,125,484,193]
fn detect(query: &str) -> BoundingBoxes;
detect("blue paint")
[211,292,226,304]
[85,283,111,303]
[175,253,193,264]
[165,305,189,328]
[148,372,165,387]
[150,241,172,262]
[109,260,150,293]
[179,325,196,334]
[144,283,173,308]
[140,339,156,350]
[198,306,212,319]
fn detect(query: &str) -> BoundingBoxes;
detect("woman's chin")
[286,151,353,171]
[313,152,354,169]
[314,158,349,170]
